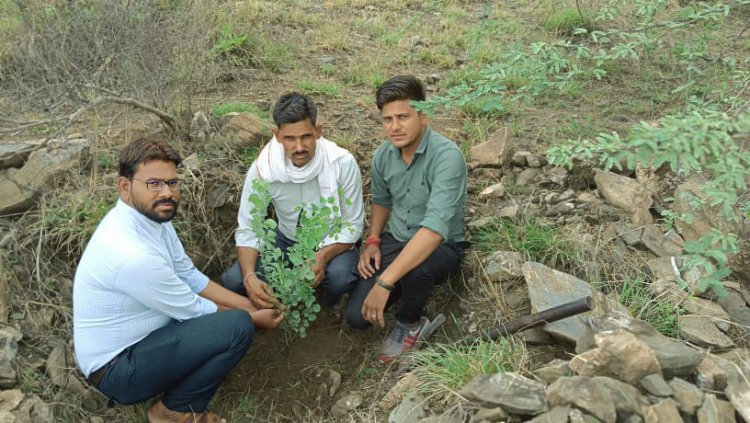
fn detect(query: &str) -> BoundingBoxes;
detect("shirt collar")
[115,198,163,237]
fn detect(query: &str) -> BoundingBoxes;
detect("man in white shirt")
[221,93,364,310]
[73,136,283,423]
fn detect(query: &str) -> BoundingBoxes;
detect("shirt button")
[407,189,410,192]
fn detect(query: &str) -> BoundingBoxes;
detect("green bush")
[542,7,593,35]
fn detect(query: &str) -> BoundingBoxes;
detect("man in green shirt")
[347,74,467,363]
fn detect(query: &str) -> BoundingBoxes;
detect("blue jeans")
[221,230,360,306]
[346,233,461,329]
[96,310,254,413]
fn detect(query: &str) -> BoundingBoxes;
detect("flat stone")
[725,366,750,422]
[613,222,643,246]
[717,288,750,339]
[649,278,688,304]
[678,314,734,350]
[417,416,461,423]
[388,392,426,423]
[697,393,736,423]
[0,390,24,413]
[547,376,616,423]
[516,168,539,186]
[497,205,518,218]
[511,150,529,167]
[695,357,728,391]
[681,297,731,332]
[527,405,570,423]
[12,394,53,423]
[0,143,34,170]
[640,224,683,257]
[594,170,653,224]
[469,127,512,168]
[670,177,727,242]
[592,376,650,419]
[472,407,508,422]
[646,257,682,282]
[479,183,505,198]
[669,377,704,414]
[483,251,524,282]
[569,408,603,423]
[45,340,67,387]
[571,330,661,385]
[379,373,419,411]
[459,372,547,415]
[643,398,682,423]
[219,112,273,148]
[533,359,571,385]
[331,394,363,418]
[640,374,673,397]
[579,313,702,378]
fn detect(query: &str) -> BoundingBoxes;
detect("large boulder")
[570,329,661,385]
[469,127,512,168]
[218,112,273,148]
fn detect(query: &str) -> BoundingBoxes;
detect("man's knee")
[220,310,255,352]
[324,254,358,294]
[345,303,370,330]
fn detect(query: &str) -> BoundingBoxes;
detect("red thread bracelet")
[365,236,381,247]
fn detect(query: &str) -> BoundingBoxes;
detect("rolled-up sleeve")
[420,149,467,240]
[115,252,217,321]
[166,225,210,293]
[322,156,364,246]
[236,164,267,249]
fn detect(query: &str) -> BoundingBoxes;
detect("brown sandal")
[176,411,226,423]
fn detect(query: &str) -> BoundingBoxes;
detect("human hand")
[251,308,284,330]
[361,284,390,327]
[243,273,278,309]
[357,245,381,279]
[312,252,327,288]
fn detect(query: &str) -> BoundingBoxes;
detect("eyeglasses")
[131,178,182,192]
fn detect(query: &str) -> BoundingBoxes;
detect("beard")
[134,198,179,223]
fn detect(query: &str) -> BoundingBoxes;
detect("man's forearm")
[200,280,257,311]
[368,203,390,238]
[237,246,261,280]
[378,227,443,285]
[317,242,354,263]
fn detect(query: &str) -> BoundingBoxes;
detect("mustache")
[154,199,177,207]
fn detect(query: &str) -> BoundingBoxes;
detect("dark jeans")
[96,310,254,413]
[346,232,461,329]
[221,230,360,306]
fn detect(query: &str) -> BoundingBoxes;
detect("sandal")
[176,411,227,423]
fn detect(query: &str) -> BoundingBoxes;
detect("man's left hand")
[312,252,327,288]
[361,284,390,327]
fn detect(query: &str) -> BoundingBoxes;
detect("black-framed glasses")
[131,178,182,192]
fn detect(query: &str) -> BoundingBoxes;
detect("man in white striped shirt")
[73,136,282,423]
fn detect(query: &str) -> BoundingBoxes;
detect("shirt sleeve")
[370,146,393,208]
[321,155,364,246]
[164,224,210,293]
[114,252,217,321]
[236,163,268,249]
[420,148,467,240]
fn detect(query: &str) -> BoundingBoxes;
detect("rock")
[207,183,232,208]
[497,205,518,218]
[467,217,494,229]
[0,138,89,215]
[511,151,529,167]
[330,394,363,418]
[544,201,575,216]
[0,257,8,323]
[0,411,15,422]
[717,288,750,338]
[379,372,420,411]
[189,111,211,144]
[0,390,24,412]
[592,376,649,419]
[527,405,570,423]
[568,408,603,423]
[90,417,104,423]
[469,127,512,168]
[678,314,734,350]
[639,225,683,257]
[646,257,681,282]
[533,359,571,385]
[640,374,673,397]
[725,366,750,422]
[45,340,67,387]
[182,153,202,174]
[694,357,728,391]
[516,168,539,186]
[669,377,704,414]
[649,279,688,304]
[472,407,508,422]
[547,376,616,423]
[547,166,569,186]
[643,398,682,423]
[312,367,341,398]
[580,313,702,378]
[388,392,426,423]
[458,372,547,415]
[523,262,628,345]
[0,144,34,171]
[483,251,524,282]
[681,297,731,332]
[11,394,53,423]
[526,154,543,168]
[594,170,653,225]
[570,330,661,385]
[0,327,22,388]
[479,183,505,198]
[697,393,736,423]
[219,112,273,148]
[614,223,643,246]
[417,416,461,423]
[671,177,727,242]
[577,192,600,204]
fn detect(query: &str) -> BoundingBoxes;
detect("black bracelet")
[377,278,394,292]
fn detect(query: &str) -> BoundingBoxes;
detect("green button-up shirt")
[371,126,467,242]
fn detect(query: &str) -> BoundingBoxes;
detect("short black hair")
[375,75,426,110]
[119,135,182,179]
[272,92,317,127]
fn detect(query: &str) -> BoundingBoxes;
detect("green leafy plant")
[211,23,250,64]
[297,80,341,98]
[247,179,349,337]
[211,102,269,120]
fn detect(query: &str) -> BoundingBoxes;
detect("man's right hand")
[357,244,381,279]
[243,274,279,309]
[251,309,284,330]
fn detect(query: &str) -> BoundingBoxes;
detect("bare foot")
[147,400,227,423]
